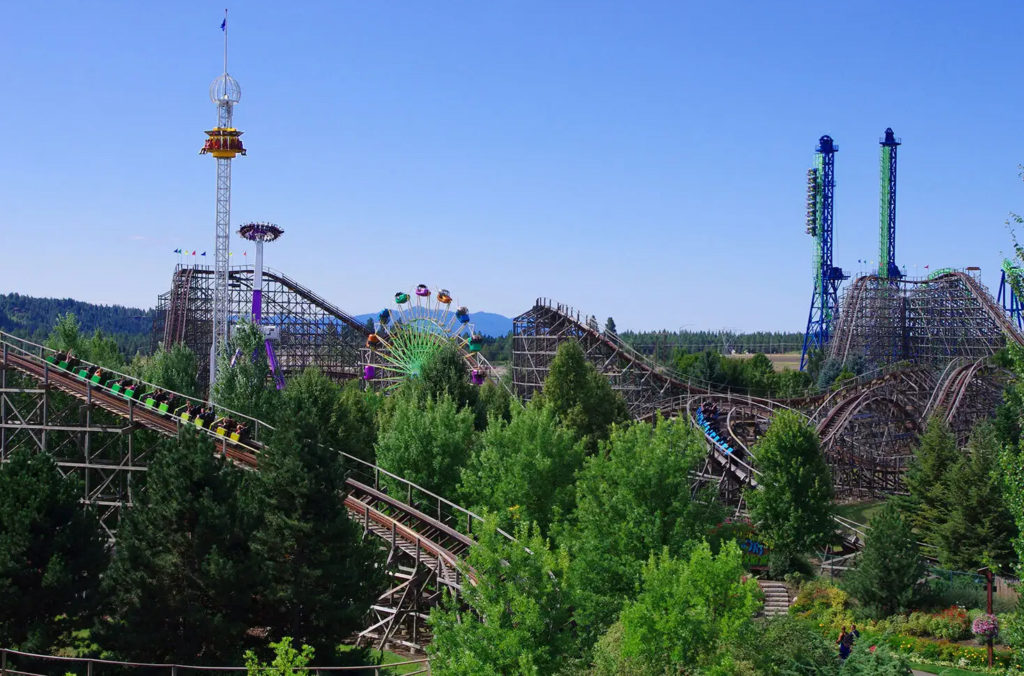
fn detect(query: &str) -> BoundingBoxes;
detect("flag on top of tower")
[221,17,226,31]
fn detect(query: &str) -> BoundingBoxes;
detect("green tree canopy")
[934,422,1017,572]
[102,430,258,663]
[901,415,960,540]
[592,542,762,675]
[211,320,280,421]
[843,501,924,618]
[142,341,199,398]
[745,410,834,576]
[374,392,476,498]
[331,378,381,464]
[538,341,628,449]
[429,520,573,674]
[0,449,107,652]
[251,390,385,657]
[459,400,584,535]
[415,341,478,412]
[46,312,84,356]
[560,416,723,648]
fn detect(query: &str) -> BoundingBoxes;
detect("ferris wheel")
[362,284,496,392]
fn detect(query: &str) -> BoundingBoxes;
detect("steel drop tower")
[800,135,847,371]
[200,10,246,388]
[878,128,902,279]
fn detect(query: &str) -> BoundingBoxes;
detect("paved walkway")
[911,670,935,675]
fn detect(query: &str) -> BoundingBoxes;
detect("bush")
[928,606,971,641]
[729,615,838,675]
[791,580,855,634]
[921,574,1018,614]
[839,643,911,675]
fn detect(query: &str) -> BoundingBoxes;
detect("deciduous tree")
[561,416,723,647]
[592,542,761,674]
[745,410,834,576]
[211,320,279,421]
[459,400,583,535]
[539,341,628,450]
[374,392,475,498]
[429,520,573,674]
[143,341,199,397]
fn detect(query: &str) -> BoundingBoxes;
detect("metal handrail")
[0,647,430,674]
[0,330,270,443]
[0,331,516,547]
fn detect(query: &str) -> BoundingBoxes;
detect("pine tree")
[902,415,960,545]
[251,388,385,657]
[936,423,1018,572]
[0,449,107,652]
[102,430,258,663]
[844,501,924,617]
[745,410,834,576]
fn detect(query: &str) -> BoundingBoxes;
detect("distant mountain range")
[355,311,513,337]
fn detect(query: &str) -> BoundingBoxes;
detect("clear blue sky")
[1,1,1022,331]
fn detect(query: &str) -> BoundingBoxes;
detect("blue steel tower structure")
[800,135,848,371]
[878,128,902,279]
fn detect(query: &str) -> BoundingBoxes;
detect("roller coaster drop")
[513,268,1024,499]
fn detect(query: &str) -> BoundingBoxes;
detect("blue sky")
[1,1,1022,331]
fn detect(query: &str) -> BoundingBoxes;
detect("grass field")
[731,351,803,371]
[834,500,885,526]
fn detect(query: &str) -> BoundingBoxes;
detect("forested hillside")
[0,293,154,356]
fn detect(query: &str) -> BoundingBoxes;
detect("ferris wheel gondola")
[361,285,501,393]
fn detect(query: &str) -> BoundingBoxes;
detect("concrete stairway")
[758,580,791,617]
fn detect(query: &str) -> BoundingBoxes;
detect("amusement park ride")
[800,135,847,371]
[233,222,285,389]
[199,9,245,389]
[6,16,1024,653]
[361,285,496,392]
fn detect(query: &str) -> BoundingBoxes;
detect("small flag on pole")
[192,250,196,256]
[201,251,207,256]
[221,17,226,31]
[924,265,930,269]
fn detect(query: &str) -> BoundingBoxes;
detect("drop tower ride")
[200,9,246,388]
[878,128,902,279]
[800,135,847,371]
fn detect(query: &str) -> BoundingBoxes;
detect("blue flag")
[221,18,226,31]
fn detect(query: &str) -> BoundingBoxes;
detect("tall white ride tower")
[200,9,245,388]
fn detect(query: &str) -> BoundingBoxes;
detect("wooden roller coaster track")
[0,331,503,593]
